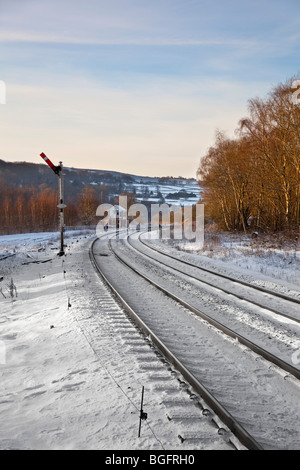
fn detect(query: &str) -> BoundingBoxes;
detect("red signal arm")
[40,152,60,174]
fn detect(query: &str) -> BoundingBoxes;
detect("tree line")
[0,183,140,235]
[197,76,300,233]
[0,184,101,235]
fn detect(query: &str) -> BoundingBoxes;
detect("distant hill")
[0,159,202,205]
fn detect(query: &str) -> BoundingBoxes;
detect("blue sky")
[0,0,299,177]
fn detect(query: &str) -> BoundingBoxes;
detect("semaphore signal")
[40,152,61,175]
[40,152,66,256]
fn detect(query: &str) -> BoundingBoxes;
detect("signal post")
[40,152,66,256]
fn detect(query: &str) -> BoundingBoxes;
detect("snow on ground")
[1,227,299,451]
[0,230,240,451]
[169,229,300,297]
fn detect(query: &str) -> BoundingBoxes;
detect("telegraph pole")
[40,152,66,256]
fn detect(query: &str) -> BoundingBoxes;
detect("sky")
[0,0,299,178]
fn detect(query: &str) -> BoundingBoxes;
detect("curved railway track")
[90,233,300,450]
[121,234,300,380]
[138,233,300,305]
[135,232,300,319]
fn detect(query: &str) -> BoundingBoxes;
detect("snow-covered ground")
[0,230,240,451]
[172,230,300,293]
[0,228,299,450]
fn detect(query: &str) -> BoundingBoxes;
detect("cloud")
[0,0,298,177]
[0,28,263,48]
[0,0,276,49]
[0,76,269,177]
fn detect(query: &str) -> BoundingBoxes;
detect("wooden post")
[138,386,147,437]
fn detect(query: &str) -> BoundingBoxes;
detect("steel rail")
[127,234,300,325]
[109,237,300,381]
[138,232,300,306]
[89,237,264,450]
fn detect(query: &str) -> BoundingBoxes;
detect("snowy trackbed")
[91,232,300,450]
[1,232,240,450]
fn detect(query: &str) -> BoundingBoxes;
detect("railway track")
[122,234,300,380]
[133,232,300,321]
[125,232,300,373]
[126,233,300,370]
[90,233,300,450]
[138,232,300,307]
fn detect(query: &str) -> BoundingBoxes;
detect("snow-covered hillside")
[132,180,201,206]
